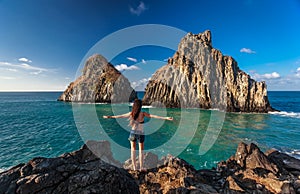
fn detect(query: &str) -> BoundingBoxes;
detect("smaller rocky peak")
[82,54,117,79]
[58,54,136,103]
[85,54,108,67]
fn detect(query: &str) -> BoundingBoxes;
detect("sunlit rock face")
[58,54,137,103]
[143,30,274,112]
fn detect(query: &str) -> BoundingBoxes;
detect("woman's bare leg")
[130,141,137,170]
[138,142,144,171]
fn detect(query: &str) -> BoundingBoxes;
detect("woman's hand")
[166,117,173,121]
[103,115,111,119]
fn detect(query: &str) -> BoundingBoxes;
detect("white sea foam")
[0,168,8,173]
[284,150,300,160]
[128,103,153,108]
[142,105,154,108]
[75,102,108,104]
[269,111,300,119]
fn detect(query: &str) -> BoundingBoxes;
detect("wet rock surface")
[1,141,299,194]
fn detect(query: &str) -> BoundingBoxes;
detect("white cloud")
[296,67,300,77]
[20,63,31,68]
[6,68,17,72]
[240,48,256,54]
[131,77,151,91]
[263,72,280,79]
[258,75,300,91]
[0,76,16,80]
[30,70,43,75]
[115,64,140,71]
[142,59,146,64]
[251,72,280,80]
[0,61,48,72]
[247,60,300,90]
[0,62,10,66]
[129,1,147,16]
[18,57,32,63]
[127,57,138,63]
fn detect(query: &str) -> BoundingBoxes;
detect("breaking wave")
[269,111,300,119]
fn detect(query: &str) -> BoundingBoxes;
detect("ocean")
[0,91,299,172]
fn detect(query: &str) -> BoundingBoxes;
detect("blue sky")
[0,0,300,91]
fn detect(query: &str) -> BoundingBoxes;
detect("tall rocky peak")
[58,54,137,103]
[143,30,274,112]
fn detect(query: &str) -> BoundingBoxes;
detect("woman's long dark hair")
[131,99,142,120]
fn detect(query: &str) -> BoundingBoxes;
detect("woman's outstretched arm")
[103,112,131,119]
[143,112,173,121]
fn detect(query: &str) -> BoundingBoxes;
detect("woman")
[103,99,173,171]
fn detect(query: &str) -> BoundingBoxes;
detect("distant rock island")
[143,30,274,112]
[59,30,274,113]
[1,141,299,193]
[58,54,137,103]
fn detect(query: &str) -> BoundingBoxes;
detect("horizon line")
[0,90,300,92]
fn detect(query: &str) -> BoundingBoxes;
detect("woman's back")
[131,112,145,131]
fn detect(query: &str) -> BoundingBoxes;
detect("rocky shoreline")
[1,141,299,194]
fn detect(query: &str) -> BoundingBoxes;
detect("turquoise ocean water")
[0,91,299,171]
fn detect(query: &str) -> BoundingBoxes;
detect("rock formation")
[127,155,219,193]
[1,141,299,194]
[143,30,274,112]
[0,141,139,194]
[58,54,137,103]
[215,142,300,193]
[126,142,300,193]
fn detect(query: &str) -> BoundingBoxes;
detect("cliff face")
[58,54,137,103]
[143,30,274,112]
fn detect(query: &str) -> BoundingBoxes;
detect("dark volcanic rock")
[58,54,137,103]
[235,142,278,173]
[143,30,274,112]
[123,152,162,171]
[267,149,300,177]
[128,155,218,194]
[0,141,139,194]
[1,141,299,194]
[217,142,299,193]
